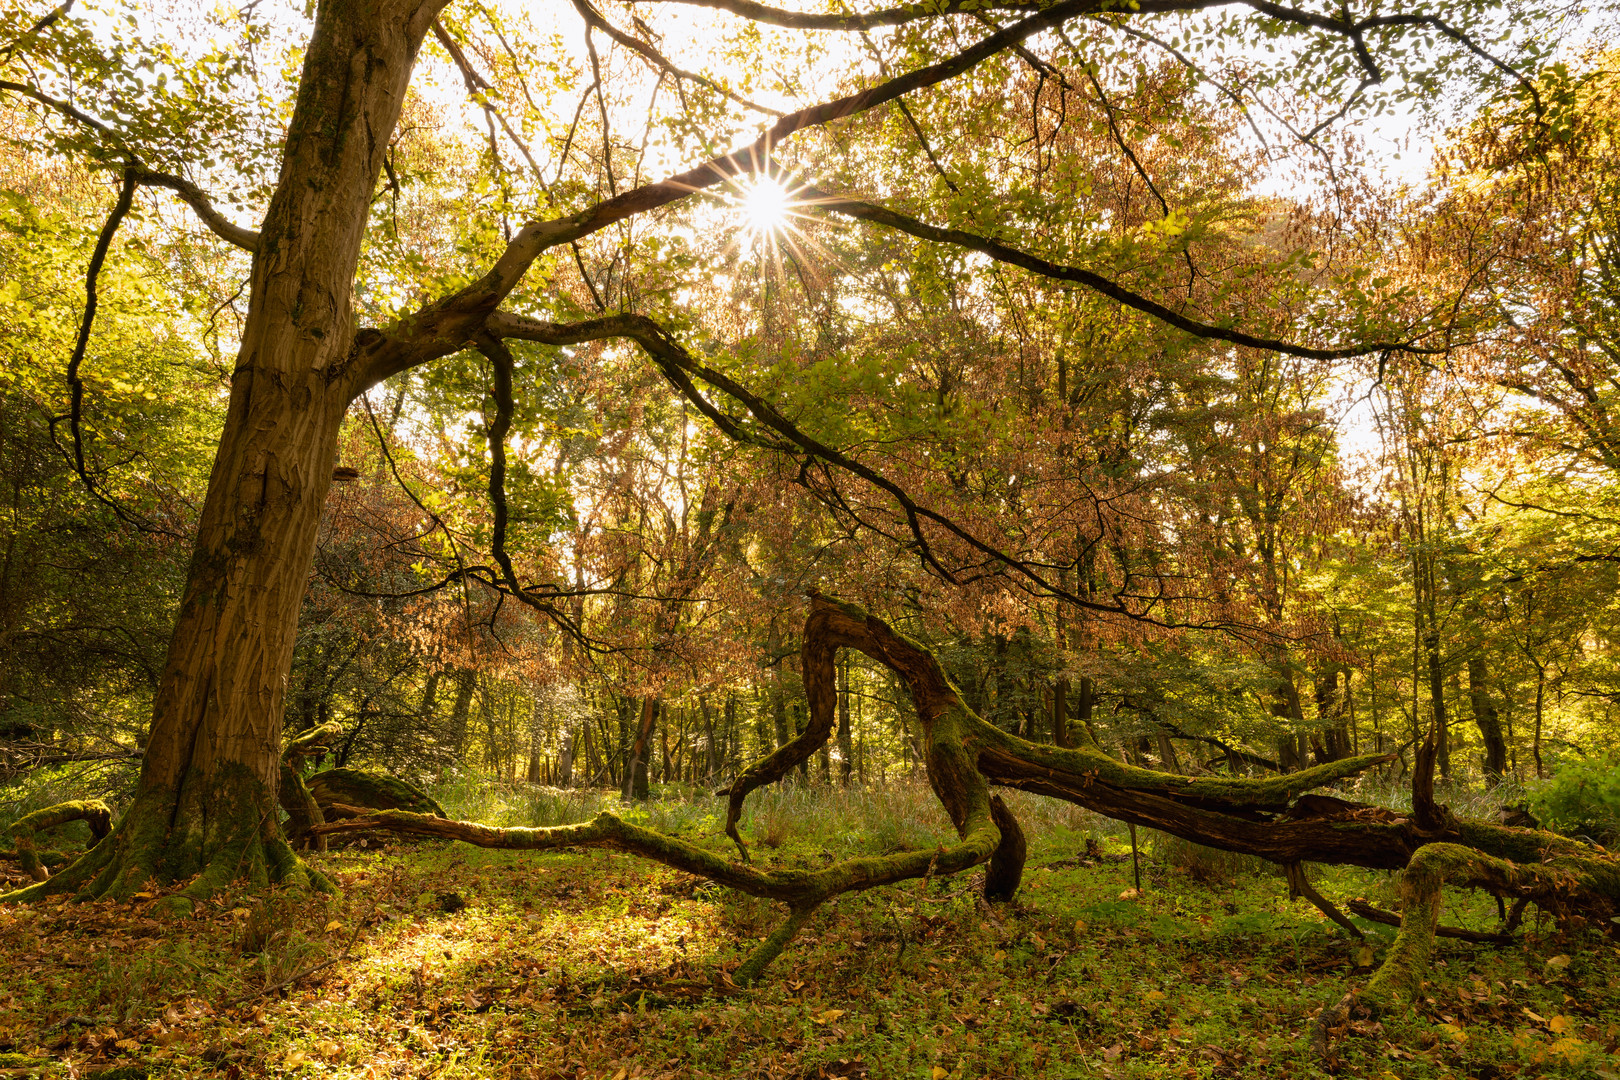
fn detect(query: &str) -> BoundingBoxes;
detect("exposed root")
[2,769,336,910]
[4,800,111,882]
[1285,862,1362,939]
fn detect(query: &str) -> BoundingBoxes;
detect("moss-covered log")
[307,768,446,819]
[318,594,1620,994]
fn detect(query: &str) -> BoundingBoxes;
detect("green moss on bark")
[3,761,337,910]
[308,768,446,817]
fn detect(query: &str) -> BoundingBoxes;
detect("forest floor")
[1,784,1618,1080]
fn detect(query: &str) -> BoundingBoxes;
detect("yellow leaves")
[1548,1014,1576,1035]
[931,1067,949,1080]
[1548,1036,1588,1061]
[810,1008,845,1026]
[317,1038,343,1060]
[1144,989,1167,1002]
[324,919,345,932]
[1523,1007,1547,1023]
[1118,888,1142,901]
[1546,953,1572,971]
[132,891,155,900]
[1355,944,1376,967]
[229,907,251,918]
[611,1068,629,1080]
[1436,1021,1468,1044]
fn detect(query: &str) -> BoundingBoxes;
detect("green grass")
[1,784,1618,1080]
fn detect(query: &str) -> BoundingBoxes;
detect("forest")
[2,0,1620,1076]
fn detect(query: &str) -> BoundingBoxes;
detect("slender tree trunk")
[1051,677,1070,749]
[1076,675,1098,747]
[1425,630,1449,780]
[699,695,718,785]
[1272,674,1306,772]
[625,697,656,801]
[1154,729,1180,774]
[446,670,476,761]
[555,727,575,788]
[1533,665,1546,780]
[1467,655,1507,785]
[724,693,738,778]
[837,653,853,785]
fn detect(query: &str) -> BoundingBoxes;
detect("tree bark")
[1468,655,1507,785]
[836,653,854,785]
[625,697,655,801]
[4,0,449,910]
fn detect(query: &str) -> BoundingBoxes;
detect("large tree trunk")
[5,0,447,910]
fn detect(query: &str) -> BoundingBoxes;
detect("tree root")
[4,800,111,882]
[2,768,335,910]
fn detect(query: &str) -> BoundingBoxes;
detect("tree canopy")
[3,0,1620,1068]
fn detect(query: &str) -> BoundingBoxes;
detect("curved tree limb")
[487,309,1286,636]
[796,183,1449,359]
[356,0,1141,389]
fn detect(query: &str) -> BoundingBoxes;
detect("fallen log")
[317,593,1620,1028]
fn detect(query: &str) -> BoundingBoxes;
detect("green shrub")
[1527,755,1620,845]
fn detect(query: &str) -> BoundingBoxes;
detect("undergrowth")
[0,784,1617,1080]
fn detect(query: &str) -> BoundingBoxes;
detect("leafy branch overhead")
[2,0,1617,1074]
